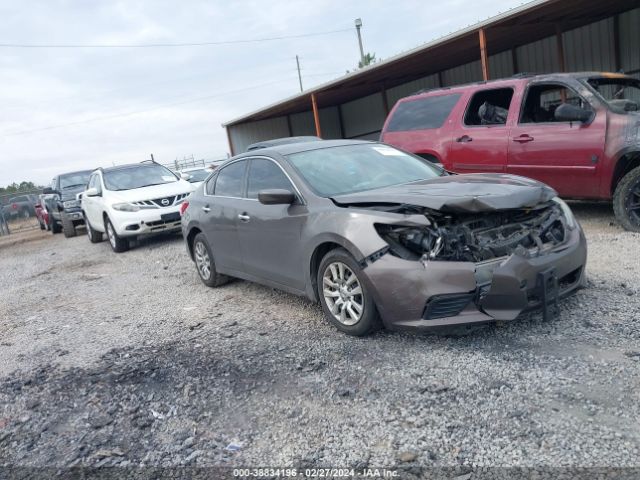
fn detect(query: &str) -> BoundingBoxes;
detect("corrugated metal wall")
[227,8,640,153]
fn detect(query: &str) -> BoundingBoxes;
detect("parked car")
[34,195,50,230]
[182,140,586,336]
[380,72,640,231]
[2,194,38,219]
[81,161,192,252]
[43,170,93,237]
[179,166,216,191]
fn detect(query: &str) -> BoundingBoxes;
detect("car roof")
[246,136,321,151]
[59,169,94,176]
[402,71,636,101]
[100,162,167,173]
[234,139,373,158]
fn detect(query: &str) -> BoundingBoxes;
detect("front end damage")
[353,199,587,329]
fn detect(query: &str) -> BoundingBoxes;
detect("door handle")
[456,135,473,143]
[238,213,250,222]
[513,134,534,143]
[202,206,211,213]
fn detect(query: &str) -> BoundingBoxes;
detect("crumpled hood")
[331,174,558,213]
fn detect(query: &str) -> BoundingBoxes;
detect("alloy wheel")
[194,241,211,280]
[106,221,116,248]
[626,179,640,226]
[322,261,364,326]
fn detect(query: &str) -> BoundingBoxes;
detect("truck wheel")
[613,165,640,232]
[51,218,62,234]
[62,214,77,238]
[104,217,129,253]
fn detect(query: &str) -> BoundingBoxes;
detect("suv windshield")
[287,143,443,197]
[60,171,91,189]
[585,76,640,111]
[103,164,178,191]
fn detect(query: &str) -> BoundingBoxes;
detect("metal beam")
[311,93,322,138]
[479,28,490,81]
[555,24,566,72]
[613,14,621,72]
[225,127,235,157]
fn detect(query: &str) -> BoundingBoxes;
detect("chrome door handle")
[202,206,211,213]
[238,213,250,222]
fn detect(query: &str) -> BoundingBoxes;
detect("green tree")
[358,52,377,69]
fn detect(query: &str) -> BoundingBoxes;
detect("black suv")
[43,170,93,237]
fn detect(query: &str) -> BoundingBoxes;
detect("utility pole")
[296,55,303,92]
[355,18,365,66]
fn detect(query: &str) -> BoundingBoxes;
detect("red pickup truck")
[380,72,640,231]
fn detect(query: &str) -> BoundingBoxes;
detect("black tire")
[38,218,45,230]
[317,247,381,336]
[613,165,640,232]
[85,215,103,243]
[104,216,129,253]
[61,214,77,238]
[51,217,62,234]
[192,232,229,287]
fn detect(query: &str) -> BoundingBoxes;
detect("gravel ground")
[0,203,639,475]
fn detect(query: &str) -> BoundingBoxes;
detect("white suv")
[81,162,193,252]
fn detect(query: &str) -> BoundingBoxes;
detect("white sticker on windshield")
[372,146,404,156]
[161,176,175,181]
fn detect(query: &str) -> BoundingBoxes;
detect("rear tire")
[192,233,229,287]
[85,215,103,243]
[104,217,129,253]
[62,214,77,238]
[317,248,381,336]
[613,165,640,232]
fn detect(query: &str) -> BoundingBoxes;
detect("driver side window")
[520,83,590,124]
[246,158,294,199]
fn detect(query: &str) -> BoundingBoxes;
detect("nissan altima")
[181,140,587,336]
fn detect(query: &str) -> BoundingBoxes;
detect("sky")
[0,0,529,187]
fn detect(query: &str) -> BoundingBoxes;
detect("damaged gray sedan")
[182,140,587,336]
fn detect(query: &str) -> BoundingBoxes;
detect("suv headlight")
[552,197,576,229]
[63,200,80,209]
[112,202,140,212]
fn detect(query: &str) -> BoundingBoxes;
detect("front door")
[83,173,103,230]
[507,82,605,198]
[448,87,516,174]
[237,158,307,290]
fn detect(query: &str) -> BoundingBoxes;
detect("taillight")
[180,201,189,216]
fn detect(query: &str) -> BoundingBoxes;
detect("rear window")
[386,94,461,132]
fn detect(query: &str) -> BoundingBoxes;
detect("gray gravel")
[0,203,639,472]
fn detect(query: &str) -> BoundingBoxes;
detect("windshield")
[286,143,443,197]
[103,164,178,191]
[60,171,91,189]
[585,77,640,110]
[186,169,210,182]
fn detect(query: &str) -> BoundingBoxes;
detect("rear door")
[507,81,605,197]
[236,157,307,289]
[448,86,516,173]
[200,159,247,272]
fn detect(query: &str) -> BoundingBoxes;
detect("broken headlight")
[375,224,443,260]
[552,197,576,229]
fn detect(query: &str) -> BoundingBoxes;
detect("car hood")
[331,174,558,213]
[60,186,86,202]
[105,181,193,203]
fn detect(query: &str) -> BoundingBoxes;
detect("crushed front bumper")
[362,226,587,330]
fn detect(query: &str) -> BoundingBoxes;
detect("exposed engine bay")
[374,202,567,262]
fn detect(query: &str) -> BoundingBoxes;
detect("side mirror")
[42,187,56,195]
[258,189,295,205]
[554,103,593,123]
[84,187,100,197]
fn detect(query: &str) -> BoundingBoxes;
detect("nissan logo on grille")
[161,198,170,206]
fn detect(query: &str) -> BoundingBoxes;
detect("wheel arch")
[611,149,640,195]
[185,225,203,260]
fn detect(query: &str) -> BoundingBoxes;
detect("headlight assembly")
[552,197,576,229]
[111,203,140,212]
[63,200,80,209]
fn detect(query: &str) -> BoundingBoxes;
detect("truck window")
[386,94,461,132]
[520,84,590,124]
[464,88,513,126]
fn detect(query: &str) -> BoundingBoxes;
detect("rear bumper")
[362,226,587,330]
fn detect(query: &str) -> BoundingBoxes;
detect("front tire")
[613,165,640,232]
[104,216,129,253]
[85,215,103,243]
[51,217,62,234]
[317,248,381,336]
[192,233,228,287]
[61,214,77,238]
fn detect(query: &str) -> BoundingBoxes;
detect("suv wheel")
[61,213,77,238]
[613,165,640,232]
[193,233,228,287]
[51,218,62,234]
[85,215,103,243]
[104,217,129,253]
[317,248,381,336]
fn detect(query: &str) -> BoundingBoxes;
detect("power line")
[0,28,352,48]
